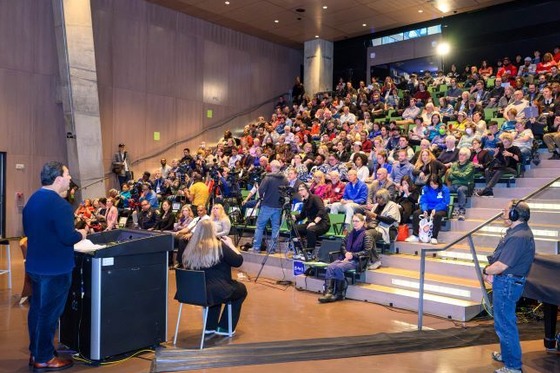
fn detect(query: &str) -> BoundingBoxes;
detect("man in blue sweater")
[23,161,87,371]
[329,169,368,228]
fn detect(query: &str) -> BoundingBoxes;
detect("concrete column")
[303,39,333,96]
[52,0,105,199]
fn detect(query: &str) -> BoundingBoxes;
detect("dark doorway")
[0,152,5,237]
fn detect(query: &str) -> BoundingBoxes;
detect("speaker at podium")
[60,229,173,361]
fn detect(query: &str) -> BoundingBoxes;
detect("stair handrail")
[417,174,560,330]
[131,93,288,167]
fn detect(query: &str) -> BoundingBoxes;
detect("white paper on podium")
[74,239,106,253]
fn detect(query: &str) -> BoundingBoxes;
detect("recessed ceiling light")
[418,9,424,13]
[225,1,230,5]
[362,23,367,27]
[323,5,328,9]
[274,19,279,23]
[315,35,319,38]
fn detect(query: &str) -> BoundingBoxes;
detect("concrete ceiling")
[146,0,514,48]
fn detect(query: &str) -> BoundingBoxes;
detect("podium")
[60,229,173,361]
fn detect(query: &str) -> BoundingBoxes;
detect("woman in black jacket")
[413,149,446,186]
[152,200,175,231]
[395,175,419,224]
[319,213,373,303]
[182,219,247,335]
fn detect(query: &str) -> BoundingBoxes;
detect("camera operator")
[293,184,331,257]
[216,167,241,209]
[250,160,289,252]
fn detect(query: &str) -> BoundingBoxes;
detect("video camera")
[278,185,294,208]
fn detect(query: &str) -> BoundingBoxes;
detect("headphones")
[508,200,521,221]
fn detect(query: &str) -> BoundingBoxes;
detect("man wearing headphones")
[483,200,535,373]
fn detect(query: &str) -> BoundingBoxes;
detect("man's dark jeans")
[28,272,72,363]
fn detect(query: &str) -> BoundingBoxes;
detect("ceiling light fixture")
[436,0,451,13]
[225,1,230,5]
[274,19,279,23]
[362,23,367,27]
[323,6,328,10]
[315,35,319,38]
[418,9,424,13]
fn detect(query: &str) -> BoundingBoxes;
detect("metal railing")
[417,174,560,330]
[131,93,287,167]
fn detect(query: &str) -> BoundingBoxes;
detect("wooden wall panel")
[111,88,146,160]
[112,18,147,91]
[0,0,34,72]
[94,0,302,177]
[91,0,113,86]
[146,24,176,97]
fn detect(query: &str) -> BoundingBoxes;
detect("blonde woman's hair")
[313,170,326,183]
[415,149,436,168]
[211,203,228,220]
[182,219,222,269]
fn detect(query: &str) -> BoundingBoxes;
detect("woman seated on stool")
[319,213,373,303]
[182,219,247,335]
[406,174,450,245]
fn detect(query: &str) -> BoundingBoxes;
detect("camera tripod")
[254,201,309,282]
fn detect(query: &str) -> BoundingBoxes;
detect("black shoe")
[549,152,560,160]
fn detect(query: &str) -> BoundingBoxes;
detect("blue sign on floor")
[293,261,305,276]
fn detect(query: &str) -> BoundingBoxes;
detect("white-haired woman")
[182,219,247,335]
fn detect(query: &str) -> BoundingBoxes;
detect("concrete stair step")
[381,253,480,279]
[294,276,483,321]
[516,177,557,188]
[364,266,486,301]
[464,208,560,224]
[471,197,560,209]
[526,168,560,177]
[492,187,560,199]
[534,159,560,168]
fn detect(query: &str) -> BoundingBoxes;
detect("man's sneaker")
[251,247,261,253]
[405,235,419,242]
[549,152,560,160]
[491,351,503,362]
[494,367,522,373]
[204,329,216,335]
[452,209,460,218]
[458,213,466,221]
[215,327,235,336]
[369,260,382,270]
[430,238,438,245]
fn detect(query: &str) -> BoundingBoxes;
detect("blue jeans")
[448,184,468,210]
[325,259,357,280]
[253,205,282,250]
[493,274,526,370]
[28,272,72,363]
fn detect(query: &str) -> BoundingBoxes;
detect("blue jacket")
[342,179,368,204]
[420,185,450,212]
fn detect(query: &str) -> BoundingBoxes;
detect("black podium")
[60,229,173,361]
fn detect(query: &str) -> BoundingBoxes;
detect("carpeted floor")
[152,321,545,372]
